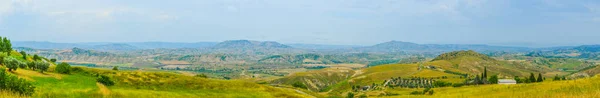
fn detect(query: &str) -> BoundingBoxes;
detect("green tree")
[4,57,19,71]
[483,67,487,79]
[488,75,499,84]
[20,51,26,60]
[55,62,71,74]
[529,73,536,83]
[36,61,50,73]
[33,54,40,61]
[553,74,560,81]
[50,58,57,62]
[27,61,36,70]
[97,75,115,86]
[537,73,544,82]
[347,92,355,98]
[0,52,6,65]
[112,66,119,71]
[194,74,208,78]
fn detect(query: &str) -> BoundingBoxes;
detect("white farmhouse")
[498,79,517,84]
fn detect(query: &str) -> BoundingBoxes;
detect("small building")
[498,79,517,84]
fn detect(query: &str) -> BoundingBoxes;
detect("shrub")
[50,59,57,62]
[35,61,49,73]
[97,75,115,86]
[0,68,35,96]
[194,74,208,78]
[488,75,499,84]
[452,83,464,87]
[4,57,19,71]
[347,92,354,98]
[410,91,423,95]
[292,81,307,89]
[112,66,119,71]
[433,81,452,87]
[32,54,40,61]
[55,62,71,74]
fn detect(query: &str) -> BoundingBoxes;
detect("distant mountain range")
[12,40,598,54]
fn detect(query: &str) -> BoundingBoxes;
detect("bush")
[410,91,423,95]
[34,61,49,73]
[292,81,307,89]
[97,75,115,86]
[452,83,464,87]
[433,81,452,87]
[194,74,208,78]
[50,59,57,62]
[112,66,119,71]
[4,57,19,71]
[55,62,71,74]
[0,68,36,96]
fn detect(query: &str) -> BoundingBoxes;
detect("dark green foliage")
[33,54,40,61]
[0,36,13,53]
[50,58,57,62]
[112,66,119,71]
[451,83,464,87]
[529,73,536,83]
[488,75,498,84]
[27,61,36,70]
[292,81,307,89]
[410,91,423,95]
[514,76,522,83]
[433,81,452,87]
[537,73,544,82]
[56,62,71,74]
[194,74,208,78]
[553,74,561,81]
[347,92,354,98]
[97,75,115,86]
[0,68,35,96]
[483,67,487,79]
[20,51,26,59]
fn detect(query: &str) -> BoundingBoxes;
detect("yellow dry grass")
[382,75,600,98]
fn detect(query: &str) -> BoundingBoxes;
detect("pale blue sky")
[0,0,599,47]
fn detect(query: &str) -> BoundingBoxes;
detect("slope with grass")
[380,75,600,98]
[4,66,311,98]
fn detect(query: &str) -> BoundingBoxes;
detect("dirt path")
[96,83,111,96]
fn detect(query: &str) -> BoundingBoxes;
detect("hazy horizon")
[1,0,599,47]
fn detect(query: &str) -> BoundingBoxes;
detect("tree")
[112,66,119,71]
[194,74,208,78]
[553,74,560,81]
[347,92,355,98]
[55,62,71,74]
[529,73,536,83]
[27,61,36,70]
[4,57,19,71]
[0,52,6,65]
[483,67,487,79]
[97,75,115,86]
[537,73,543,82]
[50,59,57,62]
[20,51,26,60]
[488,75,498,84]
[35,61,49,73]
[33,54,40,61]
[292,81,307,89]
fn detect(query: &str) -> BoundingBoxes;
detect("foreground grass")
[382,75,600,98]
[9,67,310,98]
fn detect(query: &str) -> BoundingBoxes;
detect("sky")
[0,0,599,47]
